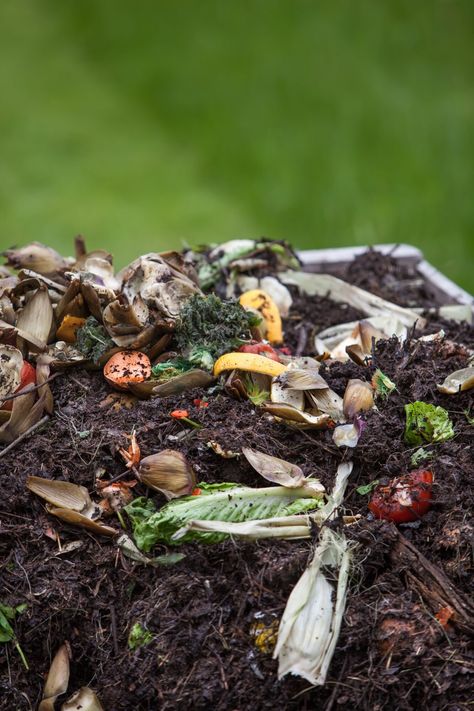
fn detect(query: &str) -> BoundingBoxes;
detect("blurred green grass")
[0,0,472,291]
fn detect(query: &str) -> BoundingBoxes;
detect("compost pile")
[0,238,473,711]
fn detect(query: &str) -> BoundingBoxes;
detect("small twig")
[110,605,119,656]
[1,372,62,403]
[68,375,89,392]
[0,416,50,459]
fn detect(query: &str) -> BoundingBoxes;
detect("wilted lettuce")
[125,482,324,550]
[404,401,454,446]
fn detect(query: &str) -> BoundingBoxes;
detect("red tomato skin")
[239,343,280,362]
[369,469,433,524]
[20,361,36,389]
[1,361,36,412]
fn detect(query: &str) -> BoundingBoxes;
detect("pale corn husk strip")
[175,514,359,541]
[274,527,352,685]
[61,687,104,711]
[437,367,474,394]
[27,476,95,514]
[413,304,473,325]
[38,643,71,711]
[280,271,424,328]
[242,447,306,488]
[270,381,305,410]
[46,507,117,537]
[16,285,53,349]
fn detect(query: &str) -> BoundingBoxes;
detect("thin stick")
[0,416,50,459]
[1,373,62,403]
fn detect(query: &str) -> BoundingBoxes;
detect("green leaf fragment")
[464,408,474,426]
[410,447,434,467]
[0,602,28,669]
[404,401,454,446]
[371,369,396,398]
[356,480,380,496]
[128,623,154,650]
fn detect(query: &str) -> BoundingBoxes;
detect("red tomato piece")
[239,343,280,362]
[20,361,36,389]
[368,469,433,524]
[170,409,189,419]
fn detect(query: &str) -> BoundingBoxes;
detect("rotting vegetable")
[125,481,325,550]
[369,469,433,523]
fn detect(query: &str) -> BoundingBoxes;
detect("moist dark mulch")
[0,252,472,710]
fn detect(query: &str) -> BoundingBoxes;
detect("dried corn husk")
[61,687,104,711]
[437,367,474,394]
[16,285,53,349]
[35,354,54,414]
[38,643,71,711]
[307,389,345,422]
[314,316,408,361]
[263,403,330,429]
[138,450,196,499]
[0,387,46,444]
[275,527,352,685]
[343,379,374,419]
[270,380,305,410]
[274,461,355,685]
[46,507,117,537]
[276,368,328,391]
[27,476,98,517]
[242,447,306,487]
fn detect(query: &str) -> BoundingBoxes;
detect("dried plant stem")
[0,416,50,459]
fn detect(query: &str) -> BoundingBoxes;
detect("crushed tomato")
[368,469,433,524]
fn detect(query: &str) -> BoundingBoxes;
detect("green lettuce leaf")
[125,482,324,550]
[404,401,454,446]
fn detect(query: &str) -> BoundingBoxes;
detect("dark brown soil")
[0,252,473,710]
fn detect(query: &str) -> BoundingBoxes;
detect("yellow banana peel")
[213,352,286,378]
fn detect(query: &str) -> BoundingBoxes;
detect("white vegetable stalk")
[274,527,352,685]
[274,460,354,686]
[178,462,353,541]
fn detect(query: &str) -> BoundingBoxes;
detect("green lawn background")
[0,1,472,291]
